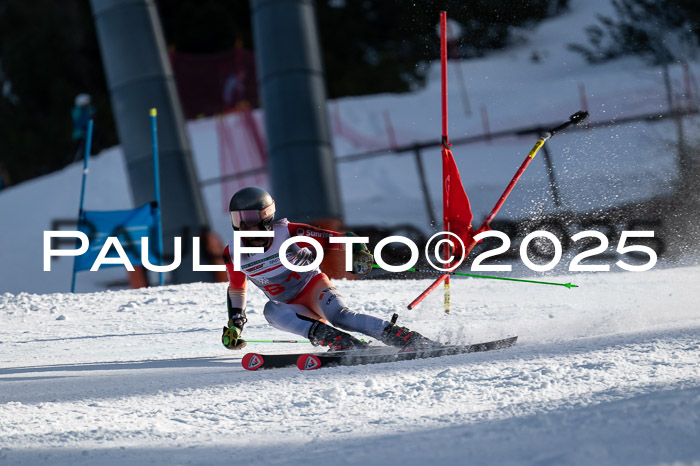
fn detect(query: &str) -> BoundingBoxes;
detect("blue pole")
[150,108,164,286]
[71,119,94,293]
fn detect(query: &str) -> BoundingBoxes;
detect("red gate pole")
[440,11,452,314]
[408,12,451,312]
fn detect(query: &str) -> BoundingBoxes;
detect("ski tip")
[297,354,322,371]
[242,353,265,371]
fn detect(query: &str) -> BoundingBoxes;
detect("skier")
[221,186,439,352]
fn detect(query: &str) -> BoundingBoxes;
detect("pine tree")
[569,0,700,65]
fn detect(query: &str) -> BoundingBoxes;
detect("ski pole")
[245,339,311,344]
[480,111,589,229]
[375,264,577,289]
[244,339,368,344]
[455,111,589,258]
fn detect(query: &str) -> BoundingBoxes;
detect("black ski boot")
[308,321,368,351]
[381,314,441,351]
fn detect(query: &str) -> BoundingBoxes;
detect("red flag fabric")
[442,147,474,262]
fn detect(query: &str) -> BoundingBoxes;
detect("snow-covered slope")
[1,266,699,465]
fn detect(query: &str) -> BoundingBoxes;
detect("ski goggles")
[230,203,276,229]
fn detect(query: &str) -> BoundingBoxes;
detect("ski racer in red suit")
[221,187,438,351]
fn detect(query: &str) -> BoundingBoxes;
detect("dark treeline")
[0,0,568,186]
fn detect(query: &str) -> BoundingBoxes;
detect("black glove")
[222,313,247,350]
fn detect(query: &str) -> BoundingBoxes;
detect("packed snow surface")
[2,266,699,465]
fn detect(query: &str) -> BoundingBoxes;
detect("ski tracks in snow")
[1,269,700,465]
